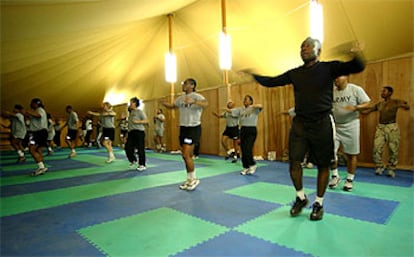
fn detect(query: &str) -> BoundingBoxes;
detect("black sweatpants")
[125,130,146,166]
[240,126,257,168]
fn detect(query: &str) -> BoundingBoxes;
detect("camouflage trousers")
[373,123,400,171]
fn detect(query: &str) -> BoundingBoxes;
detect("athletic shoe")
[129,162,137,168]
[68,152,76,158]
[387,170,396,178]
[375,167,384,175]
[192,155,199,160]
[247,165,257,175]
[30,167,48,176]
[179,178,200,190]
[310,202,324,221]
[231,156,238,163]
[305,162,314,169]
[179,179,192,190]
[343,179,353,192]
[106,156,116,163]
[136,165,146,171]
[240,168,249,175]
[290,196,309,217]
[328,176,341,189]
[185,178,200,191]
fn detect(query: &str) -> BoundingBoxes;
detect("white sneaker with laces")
[375,167,384,175]
[136,165,146,171]
[185,178,200,191]
[343,179,353,192]
[31,167,48,176]
[387,170,396,178]
[247,165,257,175]
[240,168,249,175]
[328,176,341,189]
[106,156,116,163]
[179,179,191,190]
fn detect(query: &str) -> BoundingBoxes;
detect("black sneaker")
[310,202,324,221]
[290,196,308,217]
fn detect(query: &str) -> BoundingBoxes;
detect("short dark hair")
[183,78,197,91]
[14,104,23,110]
[130,97,140,107]
[31,98,44,108]
[384,86,393,94]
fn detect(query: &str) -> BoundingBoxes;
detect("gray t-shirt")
[29,107,47,131]
[155,113,165,130]
[333,83,370,124]
[11,113,26,139]
[128,109,147,131]
[223,111,239,127]
[232,106,262,127]
[67,111,79,130]
[101,114,115,128]
[175,92,206,127]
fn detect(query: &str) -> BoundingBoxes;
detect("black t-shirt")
[253,57,365,121]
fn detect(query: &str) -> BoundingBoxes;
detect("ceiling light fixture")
[310,0,324,43]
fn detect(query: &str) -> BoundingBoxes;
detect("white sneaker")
[136,165,146,171]
[343,179,353,192]
[328,176,341,189]
[240,168,249,175]
[106,156,116,163]
[247,165,257,175]
[387,170,396,178]
[375,167,384,175]
[179,179,192,190]
[185,179,200,191]
[31,167,48,176]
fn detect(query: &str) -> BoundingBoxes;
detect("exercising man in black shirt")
[244,37,365,220]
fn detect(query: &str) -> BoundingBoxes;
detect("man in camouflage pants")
[362,86,410,177]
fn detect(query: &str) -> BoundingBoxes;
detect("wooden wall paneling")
[199,89,220,155]
[350,56,413,168]
[382,57,413,167]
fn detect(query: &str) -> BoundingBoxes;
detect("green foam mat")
[235,206,413,257]
[78,207,228,257]
[1,160,244,217]
[225,182,315,205]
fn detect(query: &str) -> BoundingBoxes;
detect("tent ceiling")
[1,0,413,116]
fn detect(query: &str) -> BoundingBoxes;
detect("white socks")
[187,171,196,180]
[38,162,45,169]
[296,189,306,200]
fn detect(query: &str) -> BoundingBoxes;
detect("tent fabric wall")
[1,0,413,115]
[0,0,413,168]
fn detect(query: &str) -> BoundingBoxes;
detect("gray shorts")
[335,119,360,155]
[155,128,164,137]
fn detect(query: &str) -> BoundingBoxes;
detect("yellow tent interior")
[1,0,413,169]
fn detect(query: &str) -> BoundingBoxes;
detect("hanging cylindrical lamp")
[310,0,324,43]
[165,14,177,85]
[220,0,232,100]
